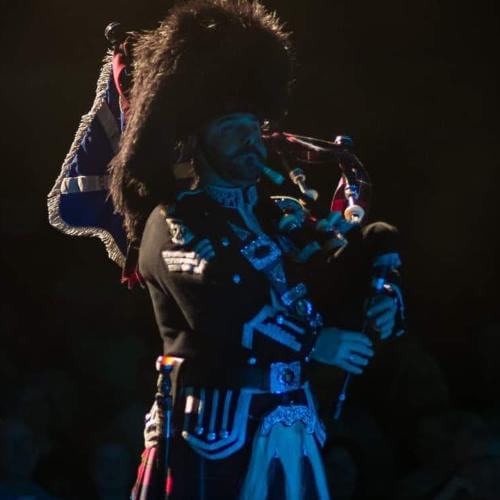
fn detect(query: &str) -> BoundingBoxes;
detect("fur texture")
[109,0,294,242]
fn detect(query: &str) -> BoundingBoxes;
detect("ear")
[194,140,210,172]
[174,134,198,164]
[190,133,210,165]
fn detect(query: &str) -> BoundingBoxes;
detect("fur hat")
[110,0,294,242]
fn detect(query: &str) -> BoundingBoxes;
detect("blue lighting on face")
[200,113,267,187]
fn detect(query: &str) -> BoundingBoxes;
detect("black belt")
[177,359,306,394]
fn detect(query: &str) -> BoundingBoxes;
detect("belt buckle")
[270,361,301,394]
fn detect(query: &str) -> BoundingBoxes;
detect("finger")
[316,211,342,232]
[338,360,363,375]
[340,331,373,346]
[328,211,343,225]
[379,323,395,340]
[336,219,357,236]
[372,310,396,329]
[375,318,395,336]
[372,315,395,335]
[366,297,396,317]
[347,354,370,367]
[145,423,159,434]
[349,343,375,358]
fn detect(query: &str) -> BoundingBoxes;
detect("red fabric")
[112,50,130,115]
[331,198,347,213]
[131,446,159,500]
[166,474,173,496]
[111,35,137,117]
[330,177,347,213]
[121,266,146,290]
[330,176,368,214]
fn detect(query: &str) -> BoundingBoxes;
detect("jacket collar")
[203,184,258,210]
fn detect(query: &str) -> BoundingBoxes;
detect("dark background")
[1,0,499,498]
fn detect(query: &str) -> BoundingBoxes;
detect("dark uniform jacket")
[138,183,403,460]
[139,185,326,365]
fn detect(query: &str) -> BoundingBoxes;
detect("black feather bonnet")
[110,0,294,242]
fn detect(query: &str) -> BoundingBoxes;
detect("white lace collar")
[204,184,258,210]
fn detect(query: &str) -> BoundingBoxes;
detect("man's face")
[198,112,267,187]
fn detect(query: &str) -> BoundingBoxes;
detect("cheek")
[207,133,239,158]
[224,129,251,155]
[220,138,240,157]
[257,140,267,160]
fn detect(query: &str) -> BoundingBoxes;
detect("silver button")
[233,274,241,284]
[221,237,230,247]
[247,357,257,365]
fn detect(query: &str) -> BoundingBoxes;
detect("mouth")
[228,155,260,182]
[245,156,264,176]
[239,152,265,168]
[243,153,258,165]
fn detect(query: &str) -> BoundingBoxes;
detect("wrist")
[307,327,339,364]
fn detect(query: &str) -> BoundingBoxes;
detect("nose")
[244,126,258,146]
[243,125,266,157]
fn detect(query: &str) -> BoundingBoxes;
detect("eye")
[218,121,238,134]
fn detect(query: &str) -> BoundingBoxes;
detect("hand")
[144,400,164,449]
[310,327,374,374]
[316,211,357,236]
[366,294,397,340]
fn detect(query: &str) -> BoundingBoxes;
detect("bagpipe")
[47,22,372,276]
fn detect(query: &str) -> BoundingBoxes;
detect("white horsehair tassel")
[239,422,330,500]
